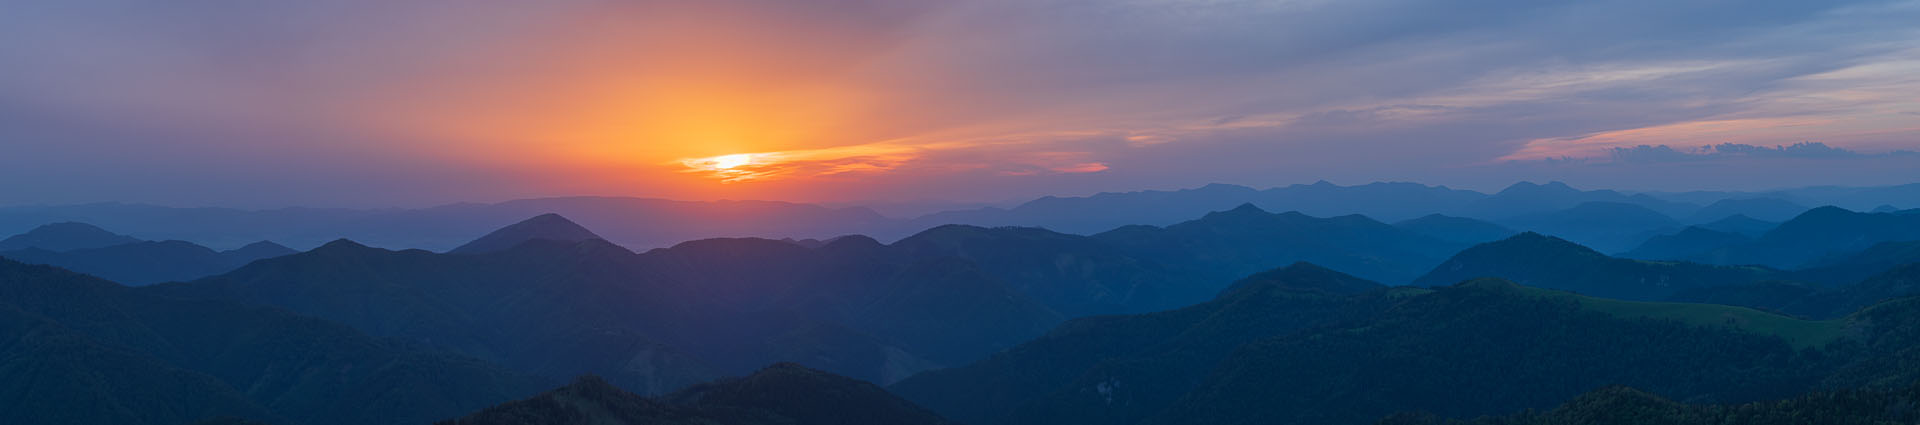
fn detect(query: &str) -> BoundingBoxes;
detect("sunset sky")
[4,0,1919,208]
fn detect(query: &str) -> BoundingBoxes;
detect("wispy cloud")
[677,141,1109,183]
[3,0,1919,204]
[1598,142,1919,164]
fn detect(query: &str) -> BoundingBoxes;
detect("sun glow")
[707,153,754,169]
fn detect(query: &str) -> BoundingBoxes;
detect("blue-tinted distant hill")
[0,221,139,251]
[1453,181,1696,219]
[150,206,1468,392]
[1619,226,1751,261]
[152,214,1067,389]
[1492,202,1681,254]
[1413,232,1781,301]
[4,181,1913,253]
[0,223,295,285]
[1694,213,1777,237]
[1092,204,1464,286]
[0,198,900,252]
[907,181,1488,234]
[448,212,604,254]
[1642,182,1920,212]
[1690,206,1920,268]
[900,180,1800,236]
[1392,214,1517,244]
[1683,198,1808,223]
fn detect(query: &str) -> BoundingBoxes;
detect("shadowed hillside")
[439,363,952,425]
[0,258,547,425]
[1413,232,1781,301]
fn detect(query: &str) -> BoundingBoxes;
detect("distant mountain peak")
[1480,232,1605,257]
[1805,205,1855,215]
[450,213,605,254]
[1218,262,1384,298]
[226,240,296,256]
[236,240,290,250]
[314,238,371,252]
[1496,180,1577,195]
[0,221,142,252]
[820,234,884,251]
[1196,183,1257,192]
[1203,203,1270,219]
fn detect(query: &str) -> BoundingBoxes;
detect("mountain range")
[141,205,1472,392]
[8,181,1920,425]
[0,221,141,251]
[894,259,1920,425]
[0,223,294,285]
[1678,206,1920,268]
[1411,232,1781,301]
[4,180,1901,252]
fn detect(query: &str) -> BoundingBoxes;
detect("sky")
[3,0,1919,208]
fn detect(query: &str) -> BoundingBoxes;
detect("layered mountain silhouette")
[910,181,1488,233]
[150,207,1460,391]
[440,363,952,425]
[1455,181,1693,219]
[898,261,1915,425]
[151,219,1062,389]
[892,262,1393,425]
[1619,226,1751,260]
[449,213,605,254]
[0,223,296,285]
[0,198,897,251]
[1682,197,1808,223]
[1493,202,1680,253]
[1412,232,1780,301]
[13,181,1920,425]
[4,182,1912,253]
[2,239,295,285]
[1391,214,1516,244]
[1090,203,1462,287]
[1688,206,1920,268]
[0,257,547,425]
[1694,213,1777,237]
[0,221,140,251]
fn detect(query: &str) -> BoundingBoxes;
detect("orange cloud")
[678,144,921,183]
[1501,117,1841,161]
[678,140,1112,183]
